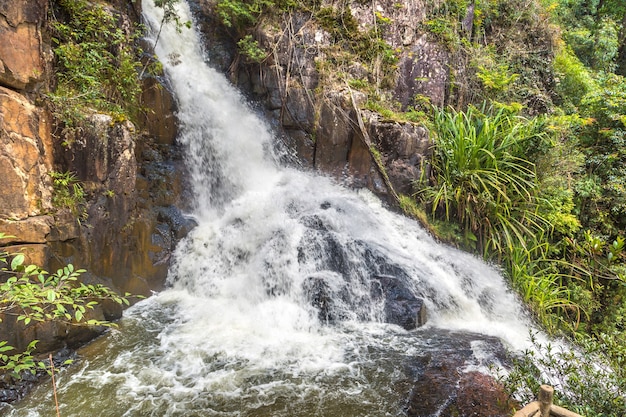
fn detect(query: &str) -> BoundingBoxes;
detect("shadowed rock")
[372,274,427,330]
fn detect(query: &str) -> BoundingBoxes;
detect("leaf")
[24,264,38,275]
[11,254,25,270]
[75,309,83,322]
[0,344,14,353]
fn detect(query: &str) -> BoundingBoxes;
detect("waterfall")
[5,1,537,415]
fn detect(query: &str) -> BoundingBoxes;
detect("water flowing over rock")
[0,0,189,364]
[3,4,529,415]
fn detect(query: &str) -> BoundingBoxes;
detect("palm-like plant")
[419,103,548,254]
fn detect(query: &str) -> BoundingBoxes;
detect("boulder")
[406,332,517,416]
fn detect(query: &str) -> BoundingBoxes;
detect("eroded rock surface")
[188,0,439,203]
[0,0,188,365]
[0,0,49,91]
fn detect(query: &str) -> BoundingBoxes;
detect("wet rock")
[303,276,335,322]
[0,389,18,403]
[372,274,426,330]
[406,331,516,417]
[157,206,197,240]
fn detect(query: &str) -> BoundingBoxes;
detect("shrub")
[417,103,548,255]
[0,233,133,376]
[49,0,144,131]
[502,332,626,417]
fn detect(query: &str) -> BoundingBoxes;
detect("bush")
[417,103,548,255]
[503,333,626,417]
[49,0,144,131]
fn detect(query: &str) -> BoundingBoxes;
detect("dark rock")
[282,88,315,130]
[139,76,178,145]
[157,205,197,240]
[372,274,426,330]
[395,35,450,109]
[0,389,18,403]
[405,331,516,417]
[302,276,335,322]
[314,95,353,175]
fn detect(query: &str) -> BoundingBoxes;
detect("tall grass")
[415,103,592,332]
[418,103,548,255]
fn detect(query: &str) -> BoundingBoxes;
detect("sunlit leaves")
[417,103,548,254]
[0,236,137,377]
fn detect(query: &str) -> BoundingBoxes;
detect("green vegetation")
[214,0,398,93]
[416,104,547,255]
[0,233,132,377]
[501,332,626,416]
[399,1,626,413]
[49,171,87,223]
[34,0,626,414]
[48,0,145,135]
[237,35,268,63]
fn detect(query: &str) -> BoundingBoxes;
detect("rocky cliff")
[188,0,443,202]
[0,0,191,354]
[187,0,556,208]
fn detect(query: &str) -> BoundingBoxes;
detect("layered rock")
[0,0,187,358]
[0,86,55,267]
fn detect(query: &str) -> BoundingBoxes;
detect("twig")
[49,353,61,417]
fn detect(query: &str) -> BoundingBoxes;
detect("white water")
[5,1,536,415]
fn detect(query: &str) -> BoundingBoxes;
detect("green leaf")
[75,309,83,322]
[24,264,38,275]
[11,254,25,270]
[0,344,14,353]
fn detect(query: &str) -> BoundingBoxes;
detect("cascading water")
[5,1,537,415]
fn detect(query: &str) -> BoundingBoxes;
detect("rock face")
[0,0,48,91]
[189,0,438,202]
[0,87,53,221]
[0,0,188,358]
